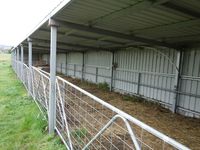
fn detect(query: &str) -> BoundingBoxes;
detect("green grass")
[0,54,65,150]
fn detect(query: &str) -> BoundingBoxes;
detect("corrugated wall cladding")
[113,47,177,107]
[84,51,111,83]
[42,47,200,118]
[85,51,111,66]
[177,49,200,118]
[66,52,83,78]
[67,52,83,64]
[42,54,50,64]
[56,53,66,73]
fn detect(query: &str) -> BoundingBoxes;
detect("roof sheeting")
[19,0,200,52]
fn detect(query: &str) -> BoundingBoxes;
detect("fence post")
[96,67,98,83]
[137,72,141,95]
[172,50,182,113]
[48,19,59,134]
[110,51,114,91]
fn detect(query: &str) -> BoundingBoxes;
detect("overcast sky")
[0,0,65,47]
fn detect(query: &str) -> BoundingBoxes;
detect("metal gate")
[12,60,189,150]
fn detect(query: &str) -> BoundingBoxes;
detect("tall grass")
[0,54,65,150]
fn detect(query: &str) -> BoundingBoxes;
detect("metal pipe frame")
[82,114,140,150]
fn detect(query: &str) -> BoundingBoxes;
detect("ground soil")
[60,75,200,150]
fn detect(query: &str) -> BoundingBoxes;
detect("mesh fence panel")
[12,61,189,150]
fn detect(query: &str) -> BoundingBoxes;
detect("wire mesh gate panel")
[12,60,190,150]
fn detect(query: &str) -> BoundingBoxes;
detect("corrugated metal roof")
[19,0,200,52]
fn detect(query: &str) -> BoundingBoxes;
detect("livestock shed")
[11,0,200,149]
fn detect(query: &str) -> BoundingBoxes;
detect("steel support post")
[65,52,68,76]
[48,19,58,134]
[95,67,98,83]
[172,50,182,113]
[20,44,24,81]
[81,52,85,81]
[61,63,63,74]
[137,72,141,95]
[110,51,114,91]
[27,38,32,96]
[65,63,68,76]
[74,64,76,77]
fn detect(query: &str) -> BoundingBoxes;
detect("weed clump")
[97,82,109,91]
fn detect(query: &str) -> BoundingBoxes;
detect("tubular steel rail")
[12,60,190,150]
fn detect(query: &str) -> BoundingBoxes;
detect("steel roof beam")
[70,34,125,45]
[133,19,200,35]
[23,44,80,52]
[89,0,170,26]
[162,1,200,18]
[31,37,110,51]
[96,36,125,45]
[162,33,200,42]
[39,28,126,45]
[53,19,175,48]
[64,29,76,36]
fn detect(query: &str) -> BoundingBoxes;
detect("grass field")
[0,54,65,150]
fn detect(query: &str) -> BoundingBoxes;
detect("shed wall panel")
[67,52,83,78]
[84,51,111,83]
[56,53,67,73]
[178,49,200,117]
[42,54,50,64]
[113,47,176,107]
[43,47,200,118]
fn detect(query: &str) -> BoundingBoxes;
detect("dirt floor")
[60,75,200,150]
